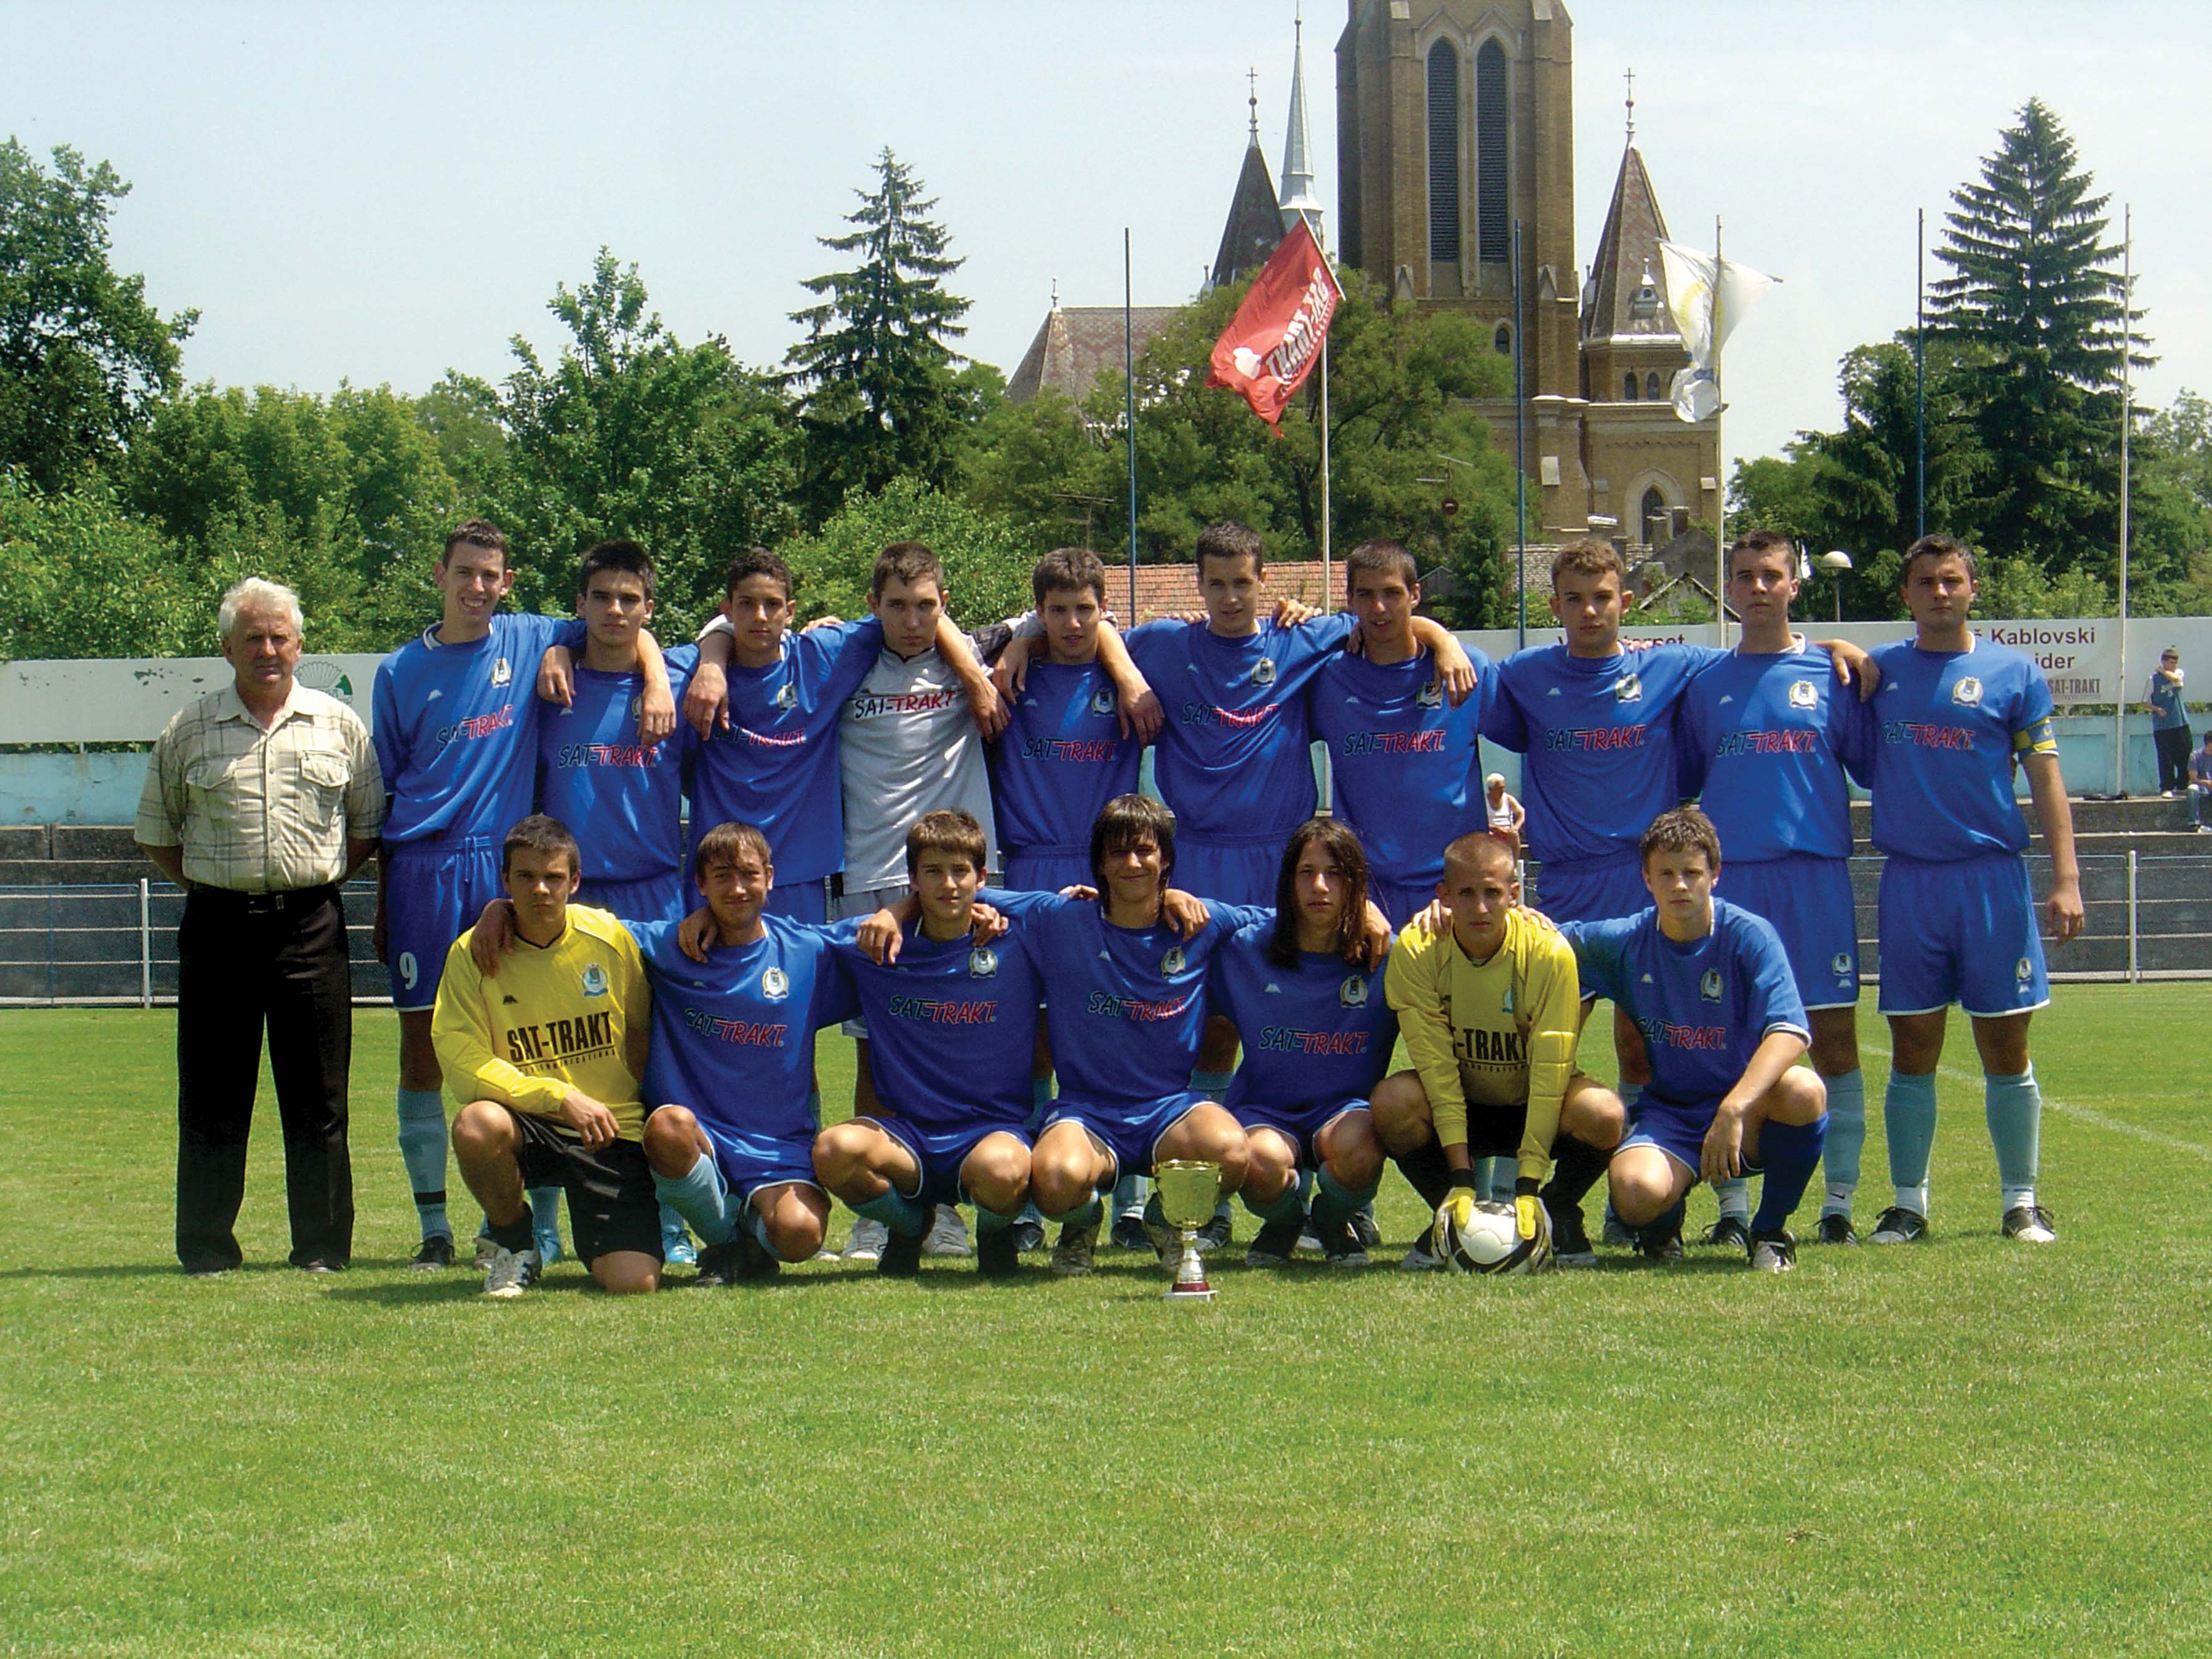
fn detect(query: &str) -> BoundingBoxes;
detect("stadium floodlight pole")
[1915,207,1927,542]
[2113,204,2133,797]
[1124,228,1138,611]
[1513,217,1526,649]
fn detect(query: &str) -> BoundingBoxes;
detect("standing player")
[1568,809,1830,1271]
[1679,530,1875,1245]
[637,822,861,1279]
[810,811,1041,1278]
[1861,535,2082,1246]
[432,816,662,1297]
[374,519,671,1270]
[1305,540,1493,927]
[1376,832,1621,1268]
[1207,819,1398,1267]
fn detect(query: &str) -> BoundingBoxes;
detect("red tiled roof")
[1108,559,1342,625]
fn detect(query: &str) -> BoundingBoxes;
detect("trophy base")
[1164,1282,1217,1302]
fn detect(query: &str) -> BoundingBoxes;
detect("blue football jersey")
[1307,647,1493,887]
[537,646,697,884]
[1209,920,1397,1113]
[989,661,1141,861]
[984,889,1271,1106]
[1126,615,1357,837]
[373,612,582,845]
[634,915,858,1143]
[1863,638,2057,860]
[685,619,883,884]
[1679,643,1871,864]
[1482,642,1722,866]
[825,917,1044,1131]
[1565,900,1807,1108]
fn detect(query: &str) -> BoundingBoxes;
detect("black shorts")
[1462,1102,1528,1161]
[503,1107,663,1264]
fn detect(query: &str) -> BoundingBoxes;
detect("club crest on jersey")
[1832,952,1854,979]
[1340,975,1368,1008]
[2015,956,2033,984]
[1615,672,1643,704]
[1952,676,1983,707]
[774,681,798,711]
[1789,679,1819,710]
[1090,687,1117,716]
[491,656,512,687]
[629,694,643,721]
[1417,678,1443,709]
[581,963,609,998]
[968,947,998,978]
[1700,969,1723,1002]
[1251,657,1276,686]
[1161,945,1186,975]
[761,966,790,1000]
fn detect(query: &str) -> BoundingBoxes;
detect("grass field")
[3,988,2210,1657]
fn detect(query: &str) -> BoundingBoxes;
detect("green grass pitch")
[3,988,2209,1657]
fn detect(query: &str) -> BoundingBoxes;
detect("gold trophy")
[1153,1159,1222,1302]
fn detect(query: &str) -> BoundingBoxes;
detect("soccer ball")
[1438,1199,1552,1276]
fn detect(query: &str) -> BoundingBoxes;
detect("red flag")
[1207,218,1341,429]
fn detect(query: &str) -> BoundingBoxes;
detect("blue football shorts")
[577,869,687,928]
[764,878,828,926]
[868,1116,1035,1208]
[1041,1090,1211,1186]
[1232,1095,1370,1168]
[1876,853,2049,1019]
[383,834,504,1012]
[1529,850,1648,927]
[1721,856,1861,1012]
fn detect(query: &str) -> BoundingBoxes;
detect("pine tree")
[1927,99,2151,569]
[785,149,976,526]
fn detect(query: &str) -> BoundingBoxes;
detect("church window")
[1641,486,1671,547]
[1475,40,1509,263]
[1646,371,1663,401]
[1493,323,1512,356]
[1426,42,1460,263]
[1623,372,1638,401]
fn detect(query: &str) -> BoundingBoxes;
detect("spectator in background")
[2188,730,2212,834]
[135,578,385,1276]
[1484,772,1525,852]
[2146,647,2190,797]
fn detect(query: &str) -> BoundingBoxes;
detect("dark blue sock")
[1752,1115,1829,1234]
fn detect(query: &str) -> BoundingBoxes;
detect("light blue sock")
[1984,1068,2042,1211]
[1821,1069,1867,1216]
[1312,1166,1380,1228]
[1112,1172,1146,1219]
[853,1186,931,1238]
[1884,1070,1939,1213]
[1189,1068,1234,1101]
[1244,1183,1306,1226]
[652,1153,739,1246]
[1751,1114,1828,1234]
[975,1204,1016,1235]
[1713,1177,1751,1224]
[528,1186,564,1244]
[1043,1196,1103,1228]
[744,1204,777,1258]
[395,1088,450,1240]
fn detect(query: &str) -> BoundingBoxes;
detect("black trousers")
[2155,724,2192,795]
[175,885,354,1271]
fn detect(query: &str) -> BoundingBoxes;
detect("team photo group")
[136,512,2083,1296]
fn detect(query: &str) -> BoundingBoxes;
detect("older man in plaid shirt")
[136,578,385,1276]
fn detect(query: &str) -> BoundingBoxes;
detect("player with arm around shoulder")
[1567,809,1829,1272]
[1375,831,1623,1270]
[810,811,1040,1279]
[431,816,662,1297]
[1206,819,1398,1268]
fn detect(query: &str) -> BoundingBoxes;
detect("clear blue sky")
[6,1,2204,476]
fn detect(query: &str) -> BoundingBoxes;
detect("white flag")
[1658,240,1775,423]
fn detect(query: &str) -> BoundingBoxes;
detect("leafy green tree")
[2128,389,2212,614]
[1928,99,2150,567]
[785,150,979,526]
[0,471,195,657]
[484,250,800,634]
[0,140,197,490]
[780,475,1040,629]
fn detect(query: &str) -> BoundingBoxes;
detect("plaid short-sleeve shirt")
[135,684,385,892]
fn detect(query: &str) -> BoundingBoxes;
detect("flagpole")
[1513,217,1526,649]
[1915,207,1927,542]
[2113,203,2133,796]
[1310,211,1334,811]
[1124,227,1138,616]
[1713,214,1728,645]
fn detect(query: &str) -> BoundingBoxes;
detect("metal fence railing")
[2,856,2206,1008]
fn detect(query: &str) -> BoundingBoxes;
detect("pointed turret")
[1582,143,1679,345]
[1212,71,1285,287]
[1277,11,1325,234]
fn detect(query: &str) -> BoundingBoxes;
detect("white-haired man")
[137,578,385,1276]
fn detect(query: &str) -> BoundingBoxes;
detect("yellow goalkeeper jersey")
[1384,905,1584,1181]
[431,904,651,1140]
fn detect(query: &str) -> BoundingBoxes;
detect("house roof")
[1004,306,1181,406]
[1108,559,1344,626]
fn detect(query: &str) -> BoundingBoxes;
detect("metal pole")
[1318,295,1334,812]
[1713,215,1728,644]
[138,875,151,1008]
[1915,207,1926,543]
[1124,228,1138,611]
[2126,848,2139,983]
[1512,217,1526,649]
[2114,205,2133,798]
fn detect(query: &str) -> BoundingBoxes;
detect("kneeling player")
[432,815,662,1297]
[1377,830,1621,1269]
[1207,819,1397,1266]
[1566,809,1828,1271]
[638,822,859,1281]
[812,811,1039,1279]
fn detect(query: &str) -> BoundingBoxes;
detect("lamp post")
[1817,549,1854,623]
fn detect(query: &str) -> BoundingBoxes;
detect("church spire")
[1582,139,1680,345]
[1212,69,1284,288]
[1277,8,1324,235]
